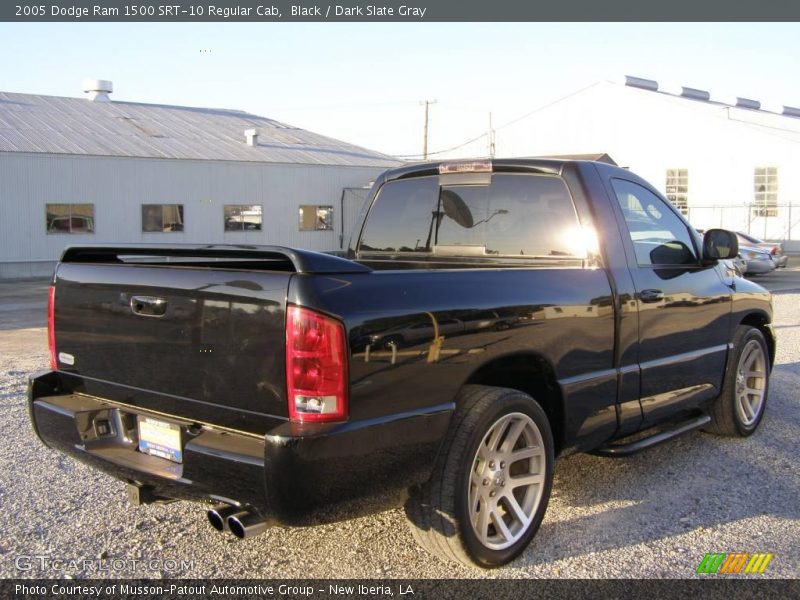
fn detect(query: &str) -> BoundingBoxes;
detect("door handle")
[639,289,664,303]
[130,295,168,317]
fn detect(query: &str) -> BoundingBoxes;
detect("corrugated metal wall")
[0,153,388,278]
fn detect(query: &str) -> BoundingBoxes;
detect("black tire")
[404,385,554,568]
[705,325,770,437]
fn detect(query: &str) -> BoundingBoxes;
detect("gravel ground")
[0,278,798,579]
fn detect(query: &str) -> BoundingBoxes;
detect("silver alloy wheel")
[735,339,767,426]
[468,412,546,550]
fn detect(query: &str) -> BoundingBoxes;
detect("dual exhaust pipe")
[207,504,268,539]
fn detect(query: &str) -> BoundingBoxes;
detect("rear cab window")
[357,173,586,262]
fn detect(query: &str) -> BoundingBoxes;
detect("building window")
[299,205,333,231]
[142,204,184,232]
[46,204,95,234]
[665,169,689,216]
[224,205,263,231]
[754,167,778,217]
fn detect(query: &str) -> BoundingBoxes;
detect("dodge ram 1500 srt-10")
[29,158,775,567]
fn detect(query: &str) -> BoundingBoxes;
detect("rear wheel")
[706,325,770,436]
[405,385,554,567]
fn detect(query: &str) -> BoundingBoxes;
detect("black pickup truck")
[29,158,775,567]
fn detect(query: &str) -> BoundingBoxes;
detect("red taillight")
[770,246,778,255]
[286,305,348,423]
[47,286,57,370]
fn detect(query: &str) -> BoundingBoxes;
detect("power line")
[397,82,603,159]
[494,82,602,131]
[269,99,421,112]
[395,130,488,159]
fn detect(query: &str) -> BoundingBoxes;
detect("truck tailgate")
[52,261,291,434]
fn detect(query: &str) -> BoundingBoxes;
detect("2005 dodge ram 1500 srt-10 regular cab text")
[29,158,775,567]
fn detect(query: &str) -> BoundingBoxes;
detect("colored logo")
[696,552,773,574]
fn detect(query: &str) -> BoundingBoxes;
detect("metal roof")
[0,91,400,167]
[623,75,800,123]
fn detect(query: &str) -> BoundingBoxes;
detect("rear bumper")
[28,371,452,525]
[29,372,268,511]
[744,259,775,274]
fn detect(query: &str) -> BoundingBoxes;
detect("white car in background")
[736,232,789,268]
[739,245,776,276]
[697,229,776,277]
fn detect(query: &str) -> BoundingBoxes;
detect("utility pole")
[488,112,496,158]
[420,100,437,159]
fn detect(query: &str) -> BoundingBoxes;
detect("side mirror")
[703,229,739,261]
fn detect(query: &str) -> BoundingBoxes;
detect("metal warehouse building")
[450,76,800,251]
[0,81,399,279]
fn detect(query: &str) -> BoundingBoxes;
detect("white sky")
[1,22,799,158]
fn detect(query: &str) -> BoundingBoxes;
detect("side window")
[611,179,697,266]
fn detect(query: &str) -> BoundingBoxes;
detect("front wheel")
[705,325,770,436]
[405,385,554,567]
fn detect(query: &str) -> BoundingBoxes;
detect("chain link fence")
[684,204,800,251]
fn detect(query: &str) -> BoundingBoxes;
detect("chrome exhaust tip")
[207,504,241,532]
[227,510,268,539]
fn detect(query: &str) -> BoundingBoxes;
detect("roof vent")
[736,97,761,110]
[82,79,113,102]
[782,105,800,118]
[680,87,710,101]
[244,128,259,146]
[624,76,658,91]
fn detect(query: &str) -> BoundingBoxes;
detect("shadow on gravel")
[398,359,800,571]
[510,362,800,567]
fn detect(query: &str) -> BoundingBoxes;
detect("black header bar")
[4,0,800,22]
[2,579,799,600]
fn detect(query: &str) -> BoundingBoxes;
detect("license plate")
[138,416,183,463]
